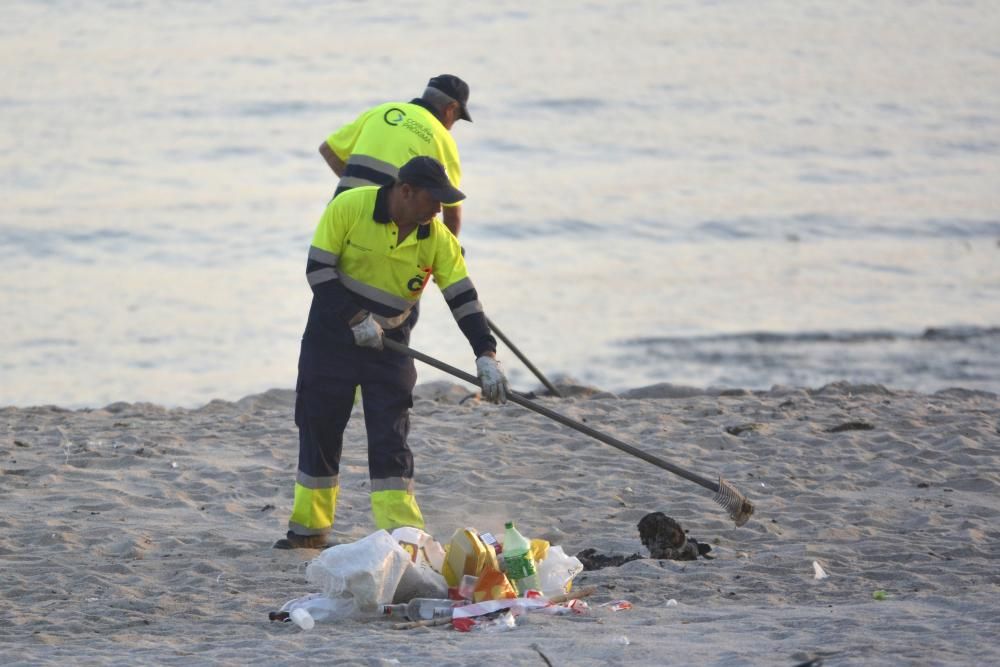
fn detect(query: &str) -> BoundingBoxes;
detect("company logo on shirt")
[383,108,432,143]
[384,108,406,125]
[406,267,432,293]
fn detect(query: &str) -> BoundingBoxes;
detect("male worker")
[319,74,471,237]
[275,156,509,549]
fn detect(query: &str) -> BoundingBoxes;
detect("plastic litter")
[441,528,498,587]
[473,567,517,602]
[273,523,589,629]
[450,596,562,632]
[457,574,478,600]
[503,521,541,595]
[537,545,584,597]
[277,530,412,623]
[812,561,829,580]
[278,592,357,625]
[390,527,448,602]
[290,608,314,630]
[393,526,446,572]
[468,610,518,633]
[380,597,459,621]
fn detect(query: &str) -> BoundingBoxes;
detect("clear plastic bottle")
[503,521,541,596]
[379,597,456,621]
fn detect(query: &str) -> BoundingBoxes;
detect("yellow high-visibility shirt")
[306,186,490,351]
[327,101,461,206]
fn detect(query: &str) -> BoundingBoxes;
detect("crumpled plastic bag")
[537,545,584,597]
[303,529,411,615]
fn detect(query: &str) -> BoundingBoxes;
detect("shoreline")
[4,377,997,413]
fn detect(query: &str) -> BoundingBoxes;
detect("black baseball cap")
[397,156,466,204]
[427,74,472,122]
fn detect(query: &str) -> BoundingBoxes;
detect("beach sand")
[2,380,998,666]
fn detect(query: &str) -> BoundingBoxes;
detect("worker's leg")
[285,372,355,541]
[361,343,423,531]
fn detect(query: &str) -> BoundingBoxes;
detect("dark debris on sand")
[576,512,713,570]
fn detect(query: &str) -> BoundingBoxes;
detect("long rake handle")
[485,316,562,397]
[384,338,720,493]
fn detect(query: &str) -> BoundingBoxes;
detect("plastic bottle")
[379,597,456,621]
[289,607,315,630]
[503,521,541,595]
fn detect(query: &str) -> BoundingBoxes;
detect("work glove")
[350,313,384,350]
[475,355,509,404]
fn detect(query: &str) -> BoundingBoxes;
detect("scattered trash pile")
[269,521,631,632]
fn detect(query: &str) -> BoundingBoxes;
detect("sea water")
[1,1,998,407]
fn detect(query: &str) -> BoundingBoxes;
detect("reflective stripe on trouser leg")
[287,374,355,536]
[362,341,423,530]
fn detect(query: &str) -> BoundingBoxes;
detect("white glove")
[351,313,384,350]
[476,355,509,404]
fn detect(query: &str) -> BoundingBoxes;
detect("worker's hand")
[475,355,509,404]
[351,313,384,350]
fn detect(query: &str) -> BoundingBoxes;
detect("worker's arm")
[319,141,346,177]
[433,230,495,358]
[307,200,367,328]
[442,204,462,237]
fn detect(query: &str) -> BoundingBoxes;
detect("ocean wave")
[611,326,1000,394]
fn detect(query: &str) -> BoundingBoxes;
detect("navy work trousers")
[295,331,418,487]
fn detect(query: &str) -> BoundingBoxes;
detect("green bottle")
[503,521,541,595]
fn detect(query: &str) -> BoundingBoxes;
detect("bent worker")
[319,74,471,237]
[275,156,508,550]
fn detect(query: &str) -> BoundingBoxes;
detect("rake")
[383,338,755,527]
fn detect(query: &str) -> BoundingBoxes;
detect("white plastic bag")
[304,529,411,615]
[536,545,584,597]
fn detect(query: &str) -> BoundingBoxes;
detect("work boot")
[272,531,335,550]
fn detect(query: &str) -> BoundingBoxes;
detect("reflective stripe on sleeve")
[440,276,485,322]
[309,246,339,266]
[306,246,340,286]
[347,154,399,178]
[451,300,483,321]
[307,267,338,286]
[440,276,474,300]
[337,155,399,190]
[338,175,380,189]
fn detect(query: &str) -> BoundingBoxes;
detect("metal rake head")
[714,477,755,527]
